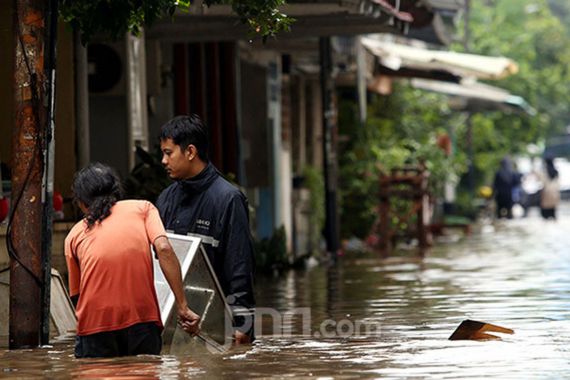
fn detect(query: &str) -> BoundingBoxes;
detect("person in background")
[511,163,524,207]
[539,157,560,220]
[156,115,256,345]
[493,156,517,219]
[65,163,200,358]
[511,162,530,217]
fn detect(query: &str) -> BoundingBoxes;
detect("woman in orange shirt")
[65,163,199,358]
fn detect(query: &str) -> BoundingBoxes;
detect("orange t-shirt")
[65,200,166,336]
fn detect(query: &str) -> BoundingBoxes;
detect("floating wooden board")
[449,319,514,341]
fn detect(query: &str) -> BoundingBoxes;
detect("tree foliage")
[338,86,466,239]
[59,0,293,44]
[453,0,570,184]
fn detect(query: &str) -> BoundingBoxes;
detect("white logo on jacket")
[196,219,211,232]
[196,219,210,227]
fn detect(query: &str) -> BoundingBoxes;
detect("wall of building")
[147,41,175,149]
[240,60,271,239]
[87,39,130,177]
[54,24,77,208]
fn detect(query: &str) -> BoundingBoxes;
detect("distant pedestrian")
[539,157,560,220]
[511,163,523,206]
[493,156,517,219]
[65,163,200,358]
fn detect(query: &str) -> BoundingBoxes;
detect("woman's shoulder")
[116,199,146,204]
[114,199,158,214]
[65,219,88,245]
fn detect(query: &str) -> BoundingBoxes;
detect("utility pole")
[464,0,470,52]
[319,37,340,261]
[463,0,475,195]
[356,37,367,125]
[9,0,57,348]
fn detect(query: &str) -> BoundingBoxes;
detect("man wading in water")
[157,115,256,344]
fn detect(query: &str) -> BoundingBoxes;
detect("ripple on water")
[4,207,570,377]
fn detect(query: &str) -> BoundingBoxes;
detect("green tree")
[454,0,570,184]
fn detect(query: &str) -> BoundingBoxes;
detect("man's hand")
[178,307,201,336]
[233,330,251,345]
[154,236,201,336]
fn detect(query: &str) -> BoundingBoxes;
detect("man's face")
[160,138,193,180]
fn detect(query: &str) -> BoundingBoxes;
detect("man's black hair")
[72,163,123,229]
[160,114,209,162]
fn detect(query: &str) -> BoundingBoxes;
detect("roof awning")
[410,78,536,115]
[362,36,519,80]
[147,0,413,41]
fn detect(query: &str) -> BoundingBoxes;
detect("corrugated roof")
[412,78,511,102]
[362,37,518,80]
[411,78,535,115]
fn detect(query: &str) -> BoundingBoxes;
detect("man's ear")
[185,144,197,161]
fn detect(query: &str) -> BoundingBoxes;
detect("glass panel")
[153,234,233,354]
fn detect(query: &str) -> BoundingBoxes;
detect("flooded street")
[3,205,570,378]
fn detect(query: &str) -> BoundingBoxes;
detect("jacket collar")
[179,162,218,194]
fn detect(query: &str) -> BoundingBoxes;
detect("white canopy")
[411,78,535,115]
[361,36,518,80]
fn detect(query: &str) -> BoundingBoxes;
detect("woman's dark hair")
[545,157,559,180]
[72,163,122,229]
[159,114,209,161]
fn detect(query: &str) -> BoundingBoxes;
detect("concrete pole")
[356,37,367,125]
[319,37,340,260]
[463,0,470,52]
[126,31,149,170]
[463,0,475,195]
[10,0,50,348]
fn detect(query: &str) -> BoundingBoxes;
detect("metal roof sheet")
[411,78,535,115]
[362,36,518,80]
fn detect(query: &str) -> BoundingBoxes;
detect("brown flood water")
[2,206,570,378]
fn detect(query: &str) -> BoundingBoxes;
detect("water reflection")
[3,207,570,378]
[71,358,163,379]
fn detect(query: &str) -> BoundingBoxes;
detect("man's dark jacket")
[156,163,255,333]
